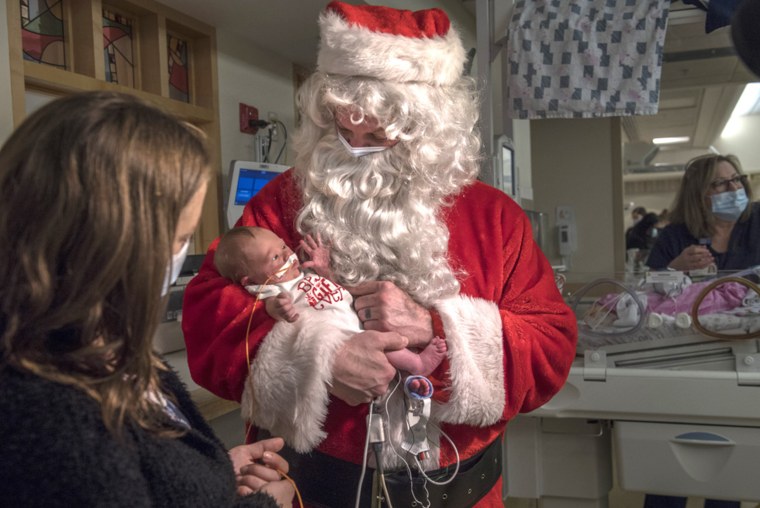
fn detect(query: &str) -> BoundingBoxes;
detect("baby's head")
[214,226,300,286]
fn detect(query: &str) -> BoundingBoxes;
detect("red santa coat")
[182,169,577,506]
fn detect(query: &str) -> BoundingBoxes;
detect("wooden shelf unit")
[6,0,223,251]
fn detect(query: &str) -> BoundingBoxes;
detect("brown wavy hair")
[0,91,210,437]
[669,154,752,239]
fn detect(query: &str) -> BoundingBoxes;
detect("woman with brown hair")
[0,91,293,507]
[647,154,758,273]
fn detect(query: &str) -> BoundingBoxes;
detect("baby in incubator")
[585,272,760,339]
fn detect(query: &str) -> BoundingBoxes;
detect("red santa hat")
[317,1,467,86]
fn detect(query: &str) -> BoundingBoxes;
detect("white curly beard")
[294,134,460,306]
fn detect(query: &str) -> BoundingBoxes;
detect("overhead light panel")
[721,82,760,139]
[652,136,690,145]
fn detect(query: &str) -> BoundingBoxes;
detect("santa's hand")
[265,292,299,322]
[330,330,408,406]
[350,281,434,348]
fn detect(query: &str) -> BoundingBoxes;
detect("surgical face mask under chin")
[710,188,748,222]
[162,239,190,296]
[337,130,392,158]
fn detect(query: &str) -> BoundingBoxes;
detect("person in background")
[646,154,758,275]
[626,212,661,268]
[644,154,749,508]
[632,206,648,224]
[182,2,577,507]
[626,206,648,250]
[0,91,294,508]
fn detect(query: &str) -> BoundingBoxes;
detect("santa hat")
[316,1,467,86]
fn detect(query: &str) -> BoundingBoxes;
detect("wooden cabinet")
[6,0,222,250]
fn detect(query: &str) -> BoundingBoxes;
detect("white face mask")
[162,239,190,296]
[337,130,392,158]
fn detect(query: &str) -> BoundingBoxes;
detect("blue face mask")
[710,188,749,222]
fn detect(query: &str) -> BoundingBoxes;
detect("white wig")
[292,73,482,305]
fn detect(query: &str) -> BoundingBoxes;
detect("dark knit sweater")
[0,364,280,508]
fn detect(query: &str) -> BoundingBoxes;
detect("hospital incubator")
[505,267,760,506]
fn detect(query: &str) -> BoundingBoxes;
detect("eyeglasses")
[710,174,747,192]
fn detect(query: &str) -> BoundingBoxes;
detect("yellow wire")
[241,272,304,508]
[278,469,304,508]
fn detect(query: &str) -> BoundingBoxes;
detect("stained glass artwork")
[103,9,134,87]
[167,34,190,103]
[20,0,66,68]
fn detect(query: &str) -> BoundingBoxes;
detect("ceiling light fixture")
[721,82,760,139]
[652,136,690,145]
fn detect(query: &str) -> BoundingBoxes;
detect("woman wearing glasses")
[646,154,757,274]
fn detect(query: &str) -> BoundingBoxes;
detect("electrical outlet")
[239,103,259,134]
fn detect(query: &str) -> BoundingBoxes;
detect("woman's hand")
[329,330,408,405]
[349,281,434,348]
[229,437,294,506]
[668,245,715,272]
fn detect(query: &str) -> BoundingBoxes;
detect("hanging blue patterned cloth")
[505,0,671,119]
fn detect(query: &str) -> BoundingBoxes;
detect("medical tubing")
[384,375,430,508]
[570,278,647,338]
[412,423,460,486]
[242,273,305,507]
[354,402,375,508]
[373,443,394,508]
[690,276,760,340]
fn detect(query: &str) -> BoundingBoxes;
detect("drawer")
[614,420,760,500]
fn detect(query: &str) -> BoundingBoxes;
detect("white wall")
[215,30,298,196]
[532,117,624,277]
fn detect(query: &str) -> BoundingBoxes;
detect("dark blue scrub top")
[646,203,760,271]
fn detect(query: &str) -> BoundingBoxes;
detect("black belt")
[260,430,502,508]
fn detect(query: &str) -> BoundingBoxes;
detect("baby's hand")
[265,292,299,322]
[301,233,333,280]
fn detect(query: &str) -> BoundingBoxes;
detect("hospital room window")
[102,7,135,88]
[20,0,67,69]
[167,33,190,103]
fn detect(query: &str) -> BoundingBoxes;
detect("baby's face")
[247,229,300,284]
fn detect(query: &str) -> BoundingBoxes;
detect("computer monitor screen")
[226,160,289,228]
[495,135,516,199]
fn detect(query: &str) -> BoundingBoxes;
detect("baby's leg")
[385,336,447,376]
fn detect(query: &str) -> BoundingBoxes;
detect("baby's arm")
[264,292,299,323]
[300,233,335,280]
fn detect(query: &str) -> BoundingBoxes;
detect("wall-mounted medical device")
[494,134,517,200]
[555,205,577,256]
[226,160,289,229]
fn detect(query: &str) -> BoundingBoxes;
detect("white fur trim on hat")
[317,9,467,86]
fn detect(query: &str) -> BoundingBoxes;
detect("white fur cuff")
[240,319,347,452]
[434,296,505,425]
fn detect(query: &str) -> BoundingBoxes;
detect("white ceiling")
[156,0,756,164]
[627,2,756,157]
